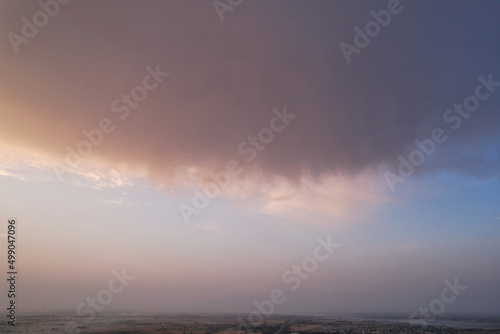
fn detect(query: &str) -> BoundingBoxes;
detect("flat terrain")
[1,313,499,333]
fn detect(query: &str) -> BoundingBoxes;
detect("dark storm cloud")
[1,0,499,183]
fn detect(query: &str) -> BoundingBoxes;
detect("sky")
[0,0,499,316]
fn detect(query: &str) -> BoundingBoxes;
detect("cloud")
[256,172,388,224]
[0,1,499,209]
[0,168,26,181]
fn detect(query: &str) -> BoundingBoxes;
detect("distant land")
[2,312,500,333]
